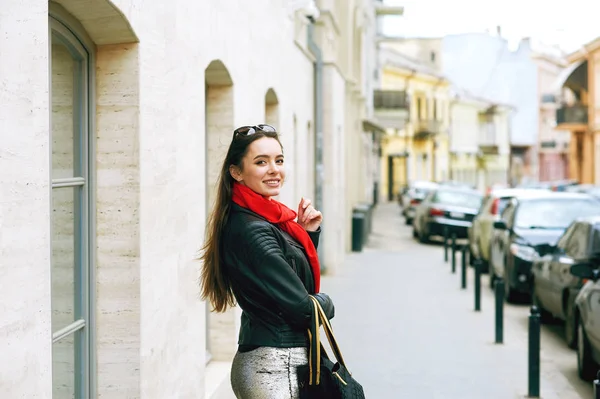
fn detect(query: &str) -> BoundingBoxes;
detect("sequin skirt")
[230,346,308,399]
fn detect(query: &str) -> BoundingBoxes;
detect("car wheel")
[418,229,430,244]
[565,298,577,349]
[412,227,418,239]
[405,218,413,225]
[577,322,597,381]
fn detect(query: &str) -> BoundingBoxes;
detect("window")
[432,190,482,208]
[566,223,590,260]
[501,202,516,228]
[556,223,576,251]
[50,14,94,398]
[430,51,436,62]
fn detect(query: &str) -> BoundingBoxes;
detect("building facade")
[1,0,381,397]
[448,87,511,190]
[535,52,570,182]
[386,33,541,186]
[375,47,451,200]
[554,36,600,185]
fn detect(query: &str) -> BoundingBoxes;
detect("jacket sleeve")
[240,221,334,327]
[307,227,321,249]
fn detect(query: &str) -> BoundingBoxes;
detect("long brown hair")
[200,128,283,312]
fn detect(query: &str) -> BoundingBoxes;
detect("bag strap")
[307,296,350,386]
[307,296,321,385]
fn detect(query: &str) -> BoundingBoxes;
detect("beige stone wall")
[95,42,141,398]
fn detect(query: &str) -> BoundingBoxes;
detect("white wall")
[450,102,480,154]
[0,1,52,397]
[322,65,347,273]
[1,0,317,397]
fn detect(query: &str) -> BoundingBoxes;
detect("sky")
[381,0,600,53]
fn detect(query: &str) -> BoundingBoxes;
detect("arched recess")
[49,2,139,398]
[51,0,138,44]
[205,60,234,211]
[204,59,235,363]
[265,88,280,128]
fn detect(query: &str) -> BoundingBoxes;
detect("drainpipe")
[307,17,325,272]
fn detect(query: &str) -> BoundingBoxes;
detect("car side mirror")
[493,220,507,230]
[570,263,599,281]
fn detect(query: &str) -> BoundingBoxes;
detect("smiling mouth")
[264,180,280,187]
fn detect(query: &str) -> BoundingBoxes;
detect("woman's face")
[232,137,285,199]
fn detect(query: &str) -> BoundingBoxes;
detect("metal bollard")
[461,245,467,289]
[443,227,449,263]
[451,234,457,273]
[594,371,600,399]
[495,279,504,344]
[528,306,541,398]
[474,259,482,312]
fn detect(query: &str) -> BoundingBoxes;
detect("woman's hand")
[297,197,323,232]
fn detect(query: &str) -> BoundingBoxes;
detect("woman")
[200,124,335,398]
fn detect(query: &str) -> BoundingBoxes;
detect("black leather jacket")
[222,203,335,348]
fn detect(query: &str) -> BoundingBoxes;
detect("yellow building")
[375,47,451,200]
[555,37,600,184]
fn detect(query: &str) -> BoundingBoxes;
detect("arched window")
[49,10,95,398]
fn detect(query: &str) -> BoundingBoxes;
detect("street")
[321,202,593,399]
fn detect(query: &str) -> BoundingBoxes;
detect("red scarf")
[232,182,321,293]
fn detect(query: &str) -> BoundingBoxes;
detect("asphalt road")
[320,202,593,399]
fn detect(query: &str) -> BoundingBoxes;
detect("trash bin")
[355,203,372,241]
[352,210,365,252]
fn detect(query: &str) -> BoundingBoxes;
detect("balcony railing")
[541,94,557,104]
[556,105,588,125]
[414,119,441,138]
[374,90,409,110]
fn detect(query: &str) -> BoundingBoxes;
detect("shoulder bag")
[298,296,366,399]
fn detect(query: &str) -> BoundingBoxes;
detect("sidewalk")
[320,202,586,399]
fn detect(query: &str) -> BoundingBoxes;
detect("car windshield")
[515,198,600,229]
[432,190,482,208]
[587,188,600,198]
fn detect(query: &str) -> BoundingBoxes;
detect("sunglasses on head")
[233,124,276,138]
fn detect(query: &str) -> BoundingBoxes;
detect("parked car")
[550,179,579,192]
[568,255,600,380]
[531,216,600,348]
[401,181,438,225]
[412,187,483,243]
[468,188,542,273]
[566,184,600,199]
[437,180,475,190]
[490,192,600,302]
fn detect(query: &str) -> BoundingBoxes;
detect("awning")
[362,119,386,134]
[551,59,587,93]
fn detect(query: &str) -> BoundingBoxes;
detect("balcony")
[556,104,588,127]
[478,122,498,154]
[374,90,409,129]
[414,119,441,139]
[541,94,557,103]
[374,1,404,16]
